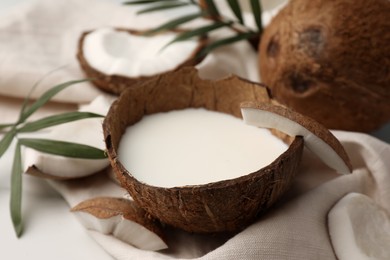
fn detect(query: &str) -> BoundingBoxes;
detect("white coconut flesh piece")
[23,95,115,179]
[328,193,390,260]
[118,108,289,188]
[83,28,201,78]
[241,102,352,174]
[71,197,168,251]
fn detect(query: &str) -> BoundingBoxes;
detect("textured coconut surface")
[103,67,304,233]
[259,0,390,132]
[72,197,168,251]
[77,28,207,95]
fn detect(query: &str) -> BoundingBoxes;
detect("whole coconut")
[259,0,390,132]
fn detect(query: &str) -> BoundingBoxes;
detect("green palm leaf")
[250,0,262,31]
[124,0,170,4]
[0,128,16,158]
[198,32,254,57]
[19,79,90,124]
[146,12,204,34]
[203,0,219,16]
[163,21,230,49]
[10,142,23,237]
[0,123,13,131]
[137,2,189,14]
[226,0,243,24]
[18,66,67,123]
[19,138,106,159]
[19,112,103,133]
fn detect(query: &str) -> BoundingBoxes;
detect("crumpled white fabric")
[50,130,390,260]
[1,0,390,259]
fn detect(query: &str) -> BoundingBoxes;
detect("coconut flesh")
[83,28,200,77]
[118,108,288,188]
[23,95,114,179]
[78,28,204,94]
[328,193,390,260]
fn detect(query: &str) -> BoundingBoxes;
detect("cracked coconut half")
[77,27,206,95]
[102,67,352,234]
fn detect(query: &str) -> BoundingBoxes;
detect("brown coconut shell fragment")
[72,197,168,251]
[241,101,352,174]
[71,197,163,234]
[77,28,207,95]
[259,0,390,132]
[103,67,304,233]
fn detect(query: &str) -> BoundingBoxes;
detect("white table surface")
[0,2,119,260]
[1,1,389,260]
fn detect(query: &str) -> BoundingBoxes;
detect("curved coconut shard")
[77,28,207,95]
[71,197,168,251]
[241,101,352,174]
[103,67,304,233]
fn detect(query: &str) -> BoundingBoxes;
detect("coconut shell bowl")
[103,67,304,234]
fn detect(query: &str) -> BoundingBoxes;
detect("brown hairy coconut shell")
[71,197,168,251]
[103,67,304,233]
[259,0,390,132]
[77,28,207,95]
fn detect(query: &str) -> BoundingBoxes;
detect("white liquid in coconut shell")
[118,108,288,188]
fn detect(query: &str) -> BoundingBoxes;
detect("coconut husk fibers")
[259,0,390,132]
[77,28,207,95]
[103,67,304,233]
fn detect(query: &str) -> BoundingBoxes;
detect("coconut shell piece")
[328,193,390,260]
[259,0,390,132]
[71,197,168,251]
[103,67,304,233]
[77,28,207,95]
[25,165,73,180]
[241,101,352,174]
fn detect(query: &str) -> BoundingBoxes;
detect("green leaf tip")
[10,142,23,237]
[19,79,91,124]
[226,0,243,24]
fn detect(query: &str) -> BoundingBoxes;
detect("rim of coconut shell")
[103,67,304,233]
[77,28,208,95]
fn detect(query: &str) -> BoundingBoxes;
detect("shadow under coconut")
[371,121,390,144]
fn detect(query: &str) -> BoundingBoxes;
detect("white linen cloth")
[50,130,390,260]
[1,0,390,259]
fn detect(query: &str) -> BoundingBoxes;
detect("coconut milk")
[118,108,288,188]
